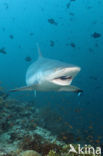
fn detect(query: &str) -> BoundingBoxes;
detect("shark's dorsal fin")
[36,43,42,58]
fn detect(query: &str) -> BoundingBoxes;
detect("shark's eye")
[55,76,72,80]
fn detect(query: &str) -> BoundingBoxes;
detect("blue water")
[0,0,103,146]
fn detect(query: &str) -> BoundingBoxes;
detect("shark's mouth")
[47,67,80,86]
[55,76,72,80]
[52,75,73,86]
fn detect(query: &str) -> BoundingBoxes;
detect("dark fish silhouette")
[50,40,55,47]
[29,32,34,36]
[70,42,76,48]
[9,35,14,39]
[0,48,7,54]
[48,18,58,26]
[66,2,71,8]
[92,32,101,38]
[25,56,32,62]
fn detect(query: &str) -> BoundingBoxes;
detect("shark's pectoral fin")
[34,90,36,97]
[59,85,83,93]
[10,85,33,92]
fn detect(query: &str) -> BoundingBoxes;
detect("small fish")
[25,56,32,62]
[92,21,97,25]
[89,76,98,80]
[87,6,92,10]
[18,45,22,49]
[92,32,101,38]
[88,48,94,53]
[66,2,71,8]
[4,3,8,9]
[0,48,7,54]
[70,42,76,48]
[69,12,75,16]
[29,32,34,36]
[48,18,58,26]
[95,86,101,89]
[50,40,55,47]
[2,27,6,32]
[9,34,14,39]
[95,43,99,47]
[66,0,76,9]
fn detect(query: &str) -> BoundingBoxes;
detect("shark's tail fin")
[36,43,42,58]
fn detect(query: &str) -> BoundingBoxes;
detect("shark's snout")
[58,66,81,79]
[69,66,81,79]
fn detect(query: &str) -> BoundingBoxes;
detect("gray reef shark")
[11,45,82,94]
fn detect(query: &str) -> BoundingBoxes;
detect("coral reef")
[0,90,102,156]
[0,94,64,155]
[19,150,41,156]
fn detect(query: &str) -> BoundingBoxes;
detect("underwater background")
[0,0,103,155]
